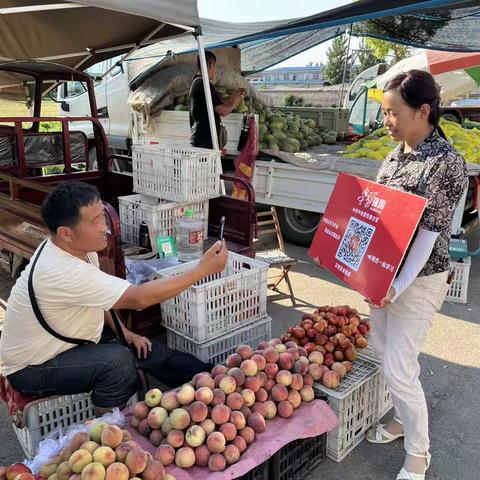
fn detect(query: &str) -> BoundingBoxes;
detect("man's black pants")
[7,332,212,408]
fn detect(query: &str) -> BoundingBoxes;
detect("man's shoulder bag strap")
[28,240,94,345]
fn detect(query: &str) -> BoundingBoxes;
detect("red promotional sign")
[308,173,427,305]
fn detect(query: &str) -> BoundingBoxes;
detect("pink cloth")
[124,399,338,479]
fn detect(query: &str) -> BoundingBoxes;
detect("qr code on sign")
[335,217,375,272]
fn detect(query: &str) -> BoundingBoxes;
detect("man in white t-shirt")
[0,182,227,415]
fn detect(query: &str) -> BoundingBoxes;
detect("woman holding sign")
[363,70,467,479]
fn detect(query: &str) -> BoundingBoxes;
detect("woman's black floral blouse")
[376,129,468,277]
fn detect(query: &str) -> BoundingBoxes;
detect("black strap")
[28,240,95,346]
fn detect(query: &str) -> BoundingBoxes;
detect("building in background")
[248,65,324,87]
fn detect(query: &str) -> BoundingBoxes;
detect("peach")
[93,446,116,468]
[226,392,243,410]
[208,453,226,472]
[239,426,255,444]
[213,374,226,388]
[211,404,231,425]
[160,391,180,412]
[308,351,324,366]
[322,370,340,389]
[256,372,267,387]
[125,448,148,476]
[228,367,246,387]
[176,384,195,406]
[130,417,140,429]
[196,375,215,389]
[298,346,308,357]
[193,444,210,468]
[276,370,293,387]
[225,353,243,368]
[149,430,163,447]
[185,425,206,447]
[200,418,216,435]
[287,348,300,361]
[264,379,275,392]
[162,476,176,480]
[80,462,105,480]
[247,412,265,433]
[271,384,288,402]
[114,441,137,463]
[211,364,228,377]
[219,422,237,442]
[69,450,93,474]
[194,387,214,405]
[189,401,209,422]
[90,422,108,444]
[169,408,191,430]
[140,460,165,480]
[11,474,33,480]
[232,435,247,454]
[267,338,282,347]
[144,388,163,408]
[219,376,237,395]
[154,444,175,466]
[55,461,72,480]
[240,406,252,420]
[147,406,168,429]
[278,353,294,370]
[264,363,279,380]
[293,358,309,375]
[138,419,152,438]
[224,444,240,466]
[274,343,287,354]
[100,425,122,449]
[161,417,172,435]
[255,388,268,403]
[39,463,57,479]
[241,389,256,407]
[105,463,129,480]
[252,402,267,418]
[70,473,83,480]
[120,430,131,442]
[167,430,185,448]
[241,360,258,377]
[331,362,347,379]
[70,432,90,451]
[175,447,196,469]
[278,401,294,418]
[262,347,279,364]
[250,354,266,371]
[230,411,246,430]
[300,385,315,402]
[308,363,323,381]
[133,402,150,421]
[243,376,261,393]
[342,361,353,373]
[302,373,314,386]
[264,401,277,420]
[206,432,226,454]
[211,388,226,406]
[192,372,209,386]
[80,441,99,455]
[236,345,254,360]
[290,373,304,391]
[287,390,302,409]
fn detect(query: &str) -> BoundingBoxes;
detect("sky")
[198,0,355,69]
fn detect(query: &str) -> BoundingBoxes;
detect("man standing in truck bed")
[189,50,245,149]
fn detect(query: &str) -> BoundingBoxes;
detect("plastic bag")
[27,408,125,473]
[125,257,180,285]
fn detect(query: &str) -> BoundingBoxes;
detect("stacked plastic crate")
[118,142,220,249]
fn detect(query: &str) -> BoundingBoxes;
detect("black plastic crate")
[239,460,269,480]
[270,433,327,480]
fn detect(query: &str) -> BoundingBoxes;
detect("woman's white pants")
[369,271,449,454]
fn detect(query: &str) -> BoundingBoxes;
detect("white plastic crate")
[445,257,471,304]
[132,143,221,202]
[313,359,378,462]
[166,316,272,365]
[158,252,268,343]
[118,194,208,247]
[12,393,138,459]
[375,371,393,421]
[12,393,94,459]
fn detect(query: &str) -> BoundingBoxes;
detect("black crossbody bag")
[28,240,129,347]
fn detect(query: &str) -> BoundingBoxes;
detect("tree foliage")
[324,35,349,85]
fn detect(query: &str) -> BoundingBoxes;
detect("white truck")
[57,52,479,246]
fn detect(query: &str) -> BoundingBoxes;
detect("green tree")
[324,35,349,85]
[355,39,383,75]
[365,38,411,63]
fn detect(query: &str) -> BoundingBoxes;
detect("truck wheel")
[276,207,321,247]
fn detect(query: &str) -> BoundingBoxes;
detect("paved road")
[0,233,479,478]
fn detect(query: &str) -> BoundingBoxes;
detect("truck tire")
[276,207,321,247]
